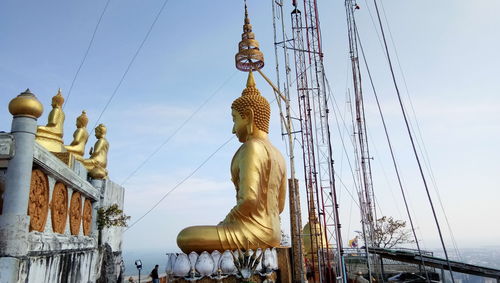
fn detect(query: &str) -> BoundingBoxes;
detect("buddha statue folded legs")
[177,71,286,253]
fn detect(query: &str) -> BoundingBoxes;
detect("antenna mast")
[290,0,346,281]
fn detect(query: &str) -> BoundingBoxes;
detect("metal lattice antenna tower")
[290,0,346,282]
[270,0,307,282]
[344,0,378,280]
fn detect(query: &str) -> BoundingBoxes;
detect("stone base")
[0,214,30,256]
[0,257,21,283]
[52,152,75,167]
[163,247,292,283]
[166,273,277,283]
[35,135,65,153]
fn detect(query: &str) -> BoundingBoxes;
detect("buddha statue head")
[231,71,270,142]
[95,124,107,139]
[51,89,64,108]
[76,111,89,128]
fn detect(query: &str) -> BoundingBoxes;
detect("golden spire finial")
[9,88,44,118]
[235,1,264,72]
[244,2,249,24]
[241,70,261,97]
[246,70,256,88]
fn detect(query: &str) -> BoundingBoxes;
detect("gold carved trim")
[82,198,92,236]
[51,182,68,234]
[52,152,75,167]
[28,169,50,232]
[69,191,82,235]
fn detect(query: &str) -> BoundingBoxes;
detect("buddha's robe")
[82,138,108,168]
[36,107,65,152]
[76,136,109,179]
[37,107,64,139]
[177,137,286,253]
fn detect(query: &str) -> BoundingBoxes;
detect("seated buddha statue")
[64,111,90,158]
[76,123,109,179]
[177,71,287,253]
[36,89,66,152]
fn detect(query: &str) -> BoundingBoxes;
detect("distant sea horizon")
[123,250,174,277]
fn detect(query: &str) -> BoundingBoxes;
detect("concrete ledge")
[27,231,97,254]
[33,143,99,201]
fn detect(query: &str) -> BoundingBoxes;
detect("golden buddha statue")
[177,71,287,253]
[76,123,109,179]
[36,89,66,152]
[65,111,90,158]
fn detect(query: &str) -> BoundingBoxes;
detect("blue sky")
[1,0,499,260]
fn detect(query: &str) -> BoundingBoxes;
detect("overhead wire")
[120,71,237,186]
[92,0,171,130]
[361,0,385,57]
[122,70,276,232]
[124,135,235,232]
[355,22,430,277]
[378,0,462,261]
[325,78,363,203]
[365,130,404,220]
[64,0,112,109]
[371,0,455,280]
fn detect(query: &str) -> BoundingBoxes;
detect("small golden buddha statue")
[76,123,109,179]
[177,71,287,253]
[36,89,66,152]
[64,111,90,158]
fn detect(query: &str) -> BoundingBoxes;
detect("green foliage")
[97,204,130,230]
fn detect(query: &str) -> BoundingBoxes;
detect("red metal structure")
[290,0,345,281]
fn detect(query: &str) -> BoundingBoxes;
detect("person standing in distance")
[150,264,159,283]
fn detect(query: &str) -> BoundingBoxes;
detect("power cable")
[371,0,455,280]
[325,79,362,199]
[64,0,112,109]
[355,24,430,277]
[92,0,171,130]
[120,71,237,186]
[361,0,385,54]
[365,129,404,220]
[124,135,235,232]
[378,0,462,261]
[334,171,360,208]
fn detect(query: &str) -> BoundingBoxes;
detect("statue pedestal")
[164,247,292,283]
[35,134,65,153]
[52,152,75,167]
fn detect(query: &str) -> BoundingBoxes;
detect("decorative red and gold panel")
[82,198,92,236]
[69,191,82,235]
[51,182,68,234]
[28,169,49,232]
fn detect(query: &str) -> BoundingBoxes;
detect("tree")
[97,204,130,245]
[357,216,415,249]
[96,204,130,282]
